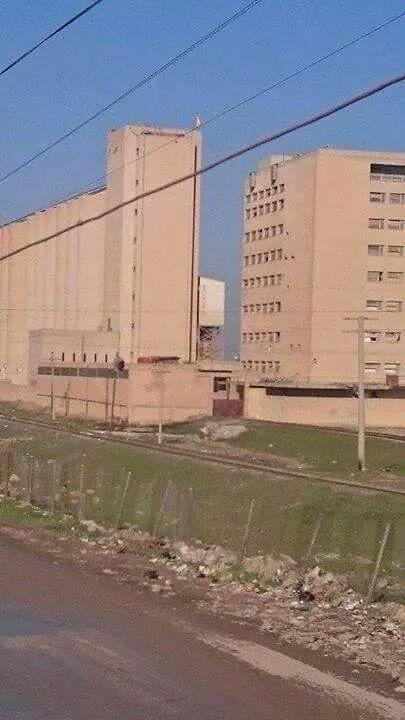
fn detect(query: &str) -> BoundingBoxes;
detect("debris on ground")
[200,422,247,441]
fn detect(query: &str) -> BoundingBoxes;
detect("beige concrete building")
[241,149,405,384]
[0,123,201,384]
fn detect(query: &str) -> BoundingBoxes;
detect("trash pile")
[200,422,247,441]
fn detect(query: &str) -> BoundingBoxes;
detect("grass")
[168,419,405,481]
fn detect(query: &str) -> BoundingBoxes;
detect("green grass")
[168,419,405,481]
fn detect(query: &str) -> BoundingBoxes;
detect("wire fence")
[1,440,404,600]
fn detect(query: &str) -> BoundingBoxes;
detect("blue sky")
[1,0,404,354]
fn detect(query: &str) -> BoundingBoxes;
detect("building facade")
[0,124,201,383]
[240,149,405,384]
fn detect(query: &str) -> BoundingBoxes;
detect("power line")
[0,1,103,80]
[42,9,405,207]
[1,70,404,264]
[0,0,263,186]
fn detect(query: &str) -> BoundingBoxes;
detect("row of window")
[242,274,283,289]
[370,192,405,204]
[369,218,405,230]
[365,331,401,343]
[370,173,405,183]
[367,270,403,283]
[246,204,284,220]
[59,352,110,363]
[243,248,283,266]
[368,243,404,256]
[242,331,281,343]
[367,299,403,312]
[242,360,281,373]
[244,225,285,242]
[242,302,281,314]
[246,184,285,203]
[365,362,402,374]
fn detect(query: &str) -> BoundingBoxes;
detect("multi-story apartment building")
[240,149,405,384]
[0,124,201,383]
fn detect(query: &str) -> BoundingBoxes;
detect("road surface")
[0,534,402,719]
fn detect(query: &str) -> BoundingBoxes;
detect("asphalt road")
[0,535,402,720]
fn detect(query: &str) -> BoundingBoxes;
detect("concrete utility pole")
[345,315,370,471]
[50,352,56,422]
[356,316,366,472]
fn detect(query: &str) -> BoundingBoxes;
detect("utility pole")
[50,351,56,421]
[158,368,165,445]
[345,315,370,472]
[357,316,366,472]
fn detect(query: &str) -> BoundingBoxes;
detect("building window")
[278,224,284,234]
[269,275,275,285]
[258,229,263,240]
[242,333,247,343]
[245,232,250,243]
[368,244,384,256]
[388,219,404,231]
[247,361,253,369]
[385,331,401,343]
[271,226,276,236]
[274,331,281,342]
[364,331,381,343]
[275,302,281,312]
[244,256,249,266]
[249,304,254,312]
[246,209,251,220]
[255,332,260,341]
[279,199,285,210]
[245,194,251,203]
[365,362,380,373]
[72,353,76,362]
[387,271,403,282]
[267,361,273,370]
[385,362,400,375]
[259,205,264,215]
[271,201,277,212]
[255,304,261,313]
[274,361,280,373]
[367,270,383,282]
[263,276,268,287]
[243,279,248,288]
[256,277,262,287]
[61,352,65,362]
[214,377,227,392]
[276,273,282,285]
[370,192,385,203]
[94,353,97,362]
[279,184,285,192]
[259,190,264,199]
[388,245,404,256]
[265,203,270,214]
[257,253,262,263]
[243,305,248,313]
[252,192,257,201]
[390,193,405,204]
[272,186,278,195]
[251,230,256,241]
[366,300,383,311]
[252,207,258,218]
[261,361,266,374]
[263,252,269,262]
[249,278,255,288]
[251,255,256,265]
[262,303,268,313]
[264,227,270,238]
[386,300,402,312]
[105,354,108,363]
[369,218,384,229]
[83,353,86,362]
[277,248,283,259]
[266,188,271,197]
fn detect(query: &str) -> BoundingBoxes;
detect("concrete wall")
[246,386,405,428]
[128,364,213,424]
